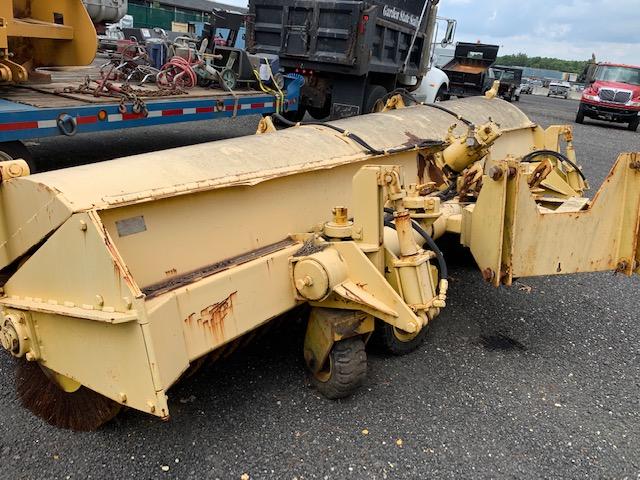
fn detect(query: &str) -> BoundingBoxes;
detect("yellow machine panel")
[0,0,97,83]
[0,96,638,430]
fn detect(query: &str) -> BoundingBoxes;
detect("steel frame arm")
[462,153,640,285]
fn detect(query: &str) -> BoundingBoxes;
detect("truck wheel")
[307,105,330,120]
[375,321,428,356]
[310,336,367,400]
[363,84,387,114]
[628,117,639,132]
[575,105,585,124]
[282,106,306,123]
[0,141,36,173]
[434,85,449,102]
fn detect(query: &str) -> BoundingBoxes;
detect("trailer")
[0,65,303,170]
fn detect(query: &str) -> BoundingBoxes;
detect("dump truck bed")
[0,63,302,144]
[443,42,500,98]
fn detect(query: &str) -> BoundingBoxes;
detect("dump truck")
[442,42,500,98]
[0,88,639,430]
[247,0,454,119]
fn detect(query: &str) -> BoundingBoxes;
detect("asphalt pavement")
[1,94,639,480]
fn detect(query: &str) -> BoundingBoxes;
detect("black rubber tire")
[307,104,331,120]
[575,104,585,124]
[0,141,36,173]
[434,85,449,102]
[363,84,387,114]
[628,117,639,132]
[282,106,306,123]
[310,336,367,400]
[375,321,428,356]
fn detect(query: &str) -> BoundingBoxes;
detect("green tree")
[496,53,588,74]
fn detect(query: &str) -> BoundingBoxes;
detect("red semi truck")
[576,62,640,132]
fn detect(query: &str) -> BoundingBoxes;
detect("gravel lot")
[1,94,639,480]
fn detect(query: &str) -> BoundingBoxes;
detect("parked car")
[548,82,570,99]
[520,82,533,94]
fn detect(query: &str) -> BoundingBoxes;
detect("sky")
[436,0,639,64]
[221,0,639,64]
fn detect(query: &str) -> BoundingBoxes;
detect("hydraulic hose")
[521,149,587,182]
[272,113,445,156]
[377,88,476,128]
[383,210,448,285]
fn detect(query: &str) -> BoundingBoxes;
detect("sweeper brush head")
[15,360,121,431]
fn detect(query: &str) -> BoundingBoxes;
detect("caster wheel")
[310,336,367,400]
[375,321,427,356]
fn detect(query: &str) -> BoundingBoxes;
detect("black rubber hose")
[521,149,587,182]
[272,113,445,155]
[434,181,458,201]
[378,87,476,128]
[421,102,475,127]
[383,214,448,283]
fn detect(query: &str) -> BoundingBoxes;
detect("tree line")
[496,53,589,74]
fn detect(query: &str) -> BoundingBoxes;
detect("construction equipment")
[0,0,98,84]
[0,94,639,431]
[83,0,127,27]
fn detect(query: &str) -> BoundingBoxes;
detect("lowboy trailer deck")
[0,65,303,170]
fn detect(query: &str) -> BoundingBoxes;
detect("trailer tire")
[375,321,428,356]
[0,141,36,173]
[628,117,639,132]
[364,84,387,113]
[575,105,585,124]
[310,336,367,400]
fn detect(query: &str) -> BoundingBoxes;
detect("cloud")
[438,0,639,63]
[221,0,637,64]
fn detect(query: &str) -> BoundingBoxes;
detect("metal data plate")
[115,216,147,237]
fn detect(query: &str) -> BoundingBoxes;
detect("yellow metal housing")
[0,0,97,83]
[0,97,637,425]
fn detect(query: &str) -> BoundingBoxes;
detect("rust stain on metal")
[417,153,427,184]
[425,153,447,187]
[482,268,495,283]
[333,313,367,337]
[615,260,629,274]
[185,292,237,343]
[98,222,139,293]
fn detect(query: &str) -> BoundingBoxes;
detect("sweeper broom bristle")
[16,360,121,431]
